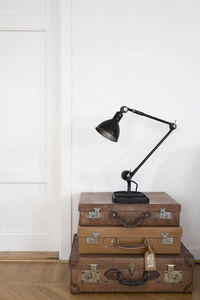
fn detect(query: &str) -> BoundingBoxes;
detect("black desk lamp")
[96,106,177,203]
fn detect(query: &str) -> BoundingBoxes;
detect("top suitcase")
[79,192,181,227]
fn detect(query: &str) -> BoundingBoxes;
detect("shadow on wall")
[72,193,81,235]
[152,146,200,258]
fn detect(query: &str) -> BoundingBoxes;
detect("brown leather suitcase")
[79,192,181,227]
[78,225,182,254]
[70,234,194,293]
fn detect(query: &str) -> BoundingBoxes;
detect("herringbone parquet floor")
[0,262,199,300]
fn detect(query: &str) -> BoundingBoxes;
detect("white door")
[0,0,59,251]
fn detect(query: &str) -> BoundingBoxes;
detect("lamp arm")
[121,106,175,127]
[120,106,177,181]
[130,127,174,178]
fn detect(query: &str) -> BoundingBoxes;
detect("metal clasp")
[85,232,99,244]
[160,208,172,219]
[164,264,182,283]
[128,264,136,276]
[81,264,99,283]
[162,232,174,244]
[88,207,101,219]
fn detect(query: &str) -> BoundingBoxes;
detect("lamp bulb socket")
[113,111,123,122]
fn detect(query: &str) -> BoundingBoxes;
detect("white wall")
[71,0,200,259]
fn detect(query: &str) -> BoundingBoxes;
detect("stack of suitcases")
[69,192,194,293]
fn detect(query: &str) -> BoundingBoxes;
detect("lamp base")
[112,191,149,204]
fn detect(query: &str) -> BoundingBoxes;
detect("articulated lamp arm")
[119,106,177,184]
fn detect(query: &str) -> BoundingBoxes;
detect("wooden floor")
[0,262,199,300]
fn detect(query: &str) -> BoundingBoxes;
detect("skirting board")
[0,251,59,262]
[0,250,198,263]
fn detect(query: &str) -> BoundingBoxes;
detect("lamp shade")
[96,118,120,142]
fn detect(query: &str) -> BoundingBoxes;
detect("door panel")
[0,0,58,251]
[0,31,46,167]
[0,0,46,15]
[0,184,46,233]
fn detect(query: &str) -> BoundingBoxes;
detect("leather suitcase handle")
[109,211,152,227]
[104,269,148,286]
[119,271,148,286]
[115,239,147,250]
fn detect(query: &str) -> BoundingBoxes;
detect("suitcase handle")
[115,239,147,250]
[119,271,148,286]
[104,269,148,286]
[109,211,152,227]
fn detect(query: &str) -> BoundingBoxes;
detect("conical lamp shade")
[96,119,120,142]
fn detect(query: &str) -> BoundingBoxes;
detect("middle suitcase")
[78,225,182,254]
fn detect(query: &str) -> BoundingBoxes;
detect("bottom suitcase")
[69,234,194,294]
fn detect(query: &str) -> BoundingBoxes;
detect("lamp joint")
[120,106,129,113]
[169,122,177,130]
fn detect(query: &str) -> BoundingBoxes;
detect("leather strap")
[104,269,148,286]
[115,239,147,250]
[104,268,160,284]
[109,211,152,227]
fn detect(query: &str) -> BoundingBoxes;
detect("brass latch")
[162,232,174,244]
[88,207,101,219]
[85,232,99,244]
[81,264,99,283]
[164,264,182,283]
[128,264,136,276]
[160,208,172,219]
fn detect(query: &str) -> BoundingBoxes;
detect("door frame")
[58,0,72,260]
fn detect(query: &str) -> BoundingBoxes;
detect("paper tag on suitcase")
[145,241,156,271]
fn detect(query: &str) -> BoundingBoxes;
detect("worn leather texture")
[70,234,194,293]
[79,192,180,226]
[78,225,182,254]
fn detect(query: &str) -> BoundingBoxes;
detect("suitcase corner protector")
[70,283,80,294]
